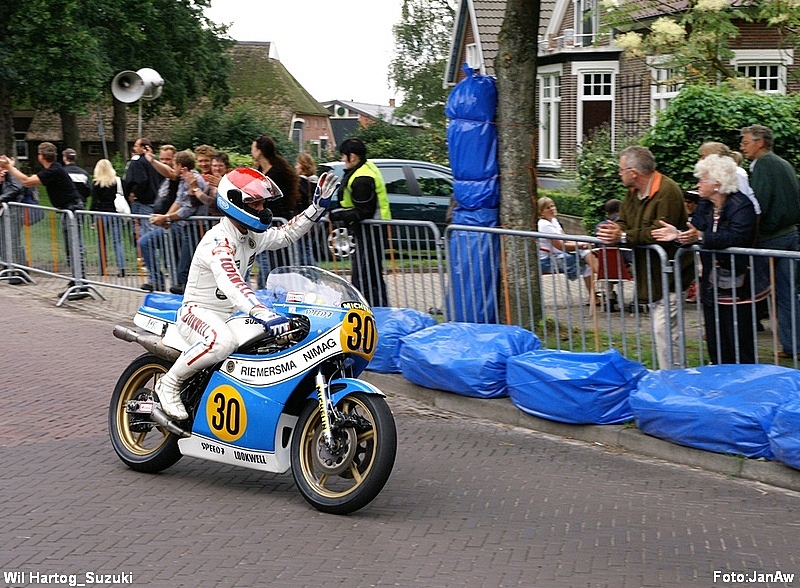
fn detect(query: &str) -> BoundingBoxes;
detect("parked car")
[318,159,454,228]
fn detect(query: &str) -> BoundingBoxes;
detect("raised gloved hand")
[305,171,340,221]
[249,306,291,337]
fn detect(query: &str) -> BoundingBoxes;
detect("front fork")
[315,367,336,444]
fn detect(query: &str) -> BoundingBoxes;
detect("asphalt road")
[1,290,799,588]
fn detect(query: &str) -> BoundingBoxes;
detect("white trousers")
[649,294,680,370]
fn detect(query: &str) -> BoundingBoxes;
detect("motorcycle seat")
[138,292,183,324]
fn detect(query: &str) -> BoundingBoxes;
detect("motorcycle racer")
[155,167,338,420]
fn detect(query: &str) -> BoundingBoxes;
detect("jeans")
[96,215,126,274]
[130,201,154,241]
[539,253,580,280]
[61,211,86,280]
[138,226,176,290]
[758,230,800,355]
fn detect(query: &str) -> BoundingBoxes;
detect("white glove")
[304,171,340,221]
[249,306,290,336]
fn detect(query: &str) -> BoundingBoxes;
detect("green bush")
[644,84,800,187]
[170,105,294,159]
[576,125,632,230]
[542,189,586,217]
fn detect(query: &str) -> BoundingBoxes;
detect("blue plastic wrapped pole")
[446,65,501,323]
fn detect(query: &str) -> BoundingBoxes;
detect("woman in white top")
[537,196,598,300]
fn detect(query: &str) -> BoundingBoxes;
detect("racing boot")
[154,356,194,420]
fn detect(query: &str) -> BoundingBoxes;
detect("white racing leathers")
[170,210,316,379]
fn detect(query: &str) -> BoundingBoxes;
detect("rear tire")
[108,353,182,473]
[291,393,397,514]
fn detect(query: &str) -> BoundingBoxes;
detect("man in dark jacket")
[124,137,162,237]
[597,145,687,369]
[0,166,27,283]
[61,147,90,205]
[740,124,800,358]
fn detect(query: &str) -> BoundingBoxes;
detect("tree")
[643,84,800,186]
[495,0,541,325]
[345,118,448,165]
[89,0,233,156]
[171,104,294,157]
[0,0,232,158]
[389,0,454,128]
[604,0,800,87]
[0,1,107,156]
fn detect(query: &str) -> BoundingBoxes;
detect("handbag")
[114,178,130,215]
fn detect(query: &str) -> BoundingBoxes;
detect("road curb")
[362,371,800,494]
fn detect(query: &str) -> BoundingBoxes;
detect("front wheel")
[291,393,397,514]
[108,353,182,473]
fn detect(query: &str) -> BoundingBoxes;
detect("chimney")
[389,99,395,107]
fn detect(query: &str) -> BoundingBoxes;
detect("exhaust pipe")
[113,325,181,362]
[151,406,191,438]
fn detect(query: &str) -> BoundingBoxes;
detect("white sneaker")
[155,377,188,420]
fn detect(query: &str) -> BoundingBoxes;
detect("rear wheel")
[291,393,397,514]
[108,353,182,473]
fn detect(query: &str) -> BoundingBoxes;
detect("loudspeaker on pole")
[111,68,164,103]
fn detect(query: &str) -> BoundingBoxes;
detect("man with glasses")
[740,124,800,358]
[597,145,687,369]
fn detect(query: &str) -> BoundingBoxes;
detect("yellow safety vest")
[341,160,391,220]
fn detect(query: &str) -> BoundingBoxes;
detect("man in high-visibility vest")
[329,138,391,307]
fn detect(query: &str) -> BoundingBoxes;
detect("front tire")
[108,353,182,473]
[291,393,397,514]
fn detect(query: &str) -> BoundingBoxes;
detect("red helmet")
[216,168,283,232]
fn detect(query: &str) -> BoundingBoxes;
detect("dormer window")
[574,0,598,47]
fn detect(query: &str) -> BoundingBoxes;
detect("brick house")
[444,0,799,185]
[322,99,424,149]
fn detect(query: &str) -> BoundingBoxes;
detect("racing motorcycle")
[109,266,397,515]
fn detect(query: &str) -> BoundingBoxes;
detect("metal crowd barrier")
[4,200,800,370]
[440,223,800,370]
[0,203,446,313]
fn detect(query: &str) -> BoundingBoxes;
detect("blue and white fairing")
[136,267,379,474]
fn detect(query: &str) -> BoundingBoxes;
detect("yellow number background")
[205,385,247,442]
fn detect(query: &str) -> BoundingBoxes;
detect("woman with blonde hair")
[90,158,127,277]
[537,196,598,302]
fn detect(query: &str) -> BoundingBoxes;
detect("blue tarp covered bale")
[367,307,437,374]
[630,365,800,459]
[506,349,647,424]
[398,322,541,398]
[768,398,800,470]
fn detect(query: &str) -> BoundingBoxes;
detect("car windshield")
[265,266,370,309]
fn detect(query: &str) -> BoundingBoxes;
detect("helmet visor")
[226,168,284,203]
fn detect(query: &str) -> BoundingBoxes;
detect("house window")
[574,0,598,47]
[732,49,793,95]
[15,135,28,160]
[583,72,612,96]
[538,69,562,166]
[650,62,682,122]
[465,43,480,70]
[572,61,618,146]
[737,64,780,93]
[291,119,304,149]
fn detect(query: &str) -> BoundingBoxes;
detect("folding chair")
[595,247,634,313]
